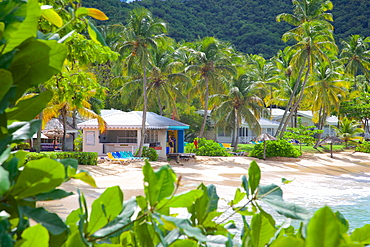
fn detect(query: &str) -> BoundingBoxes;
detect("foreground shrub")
[249,139,302,159]
[137,146,158,161]
[26,151,98,165]
[185,138,231,156]
[355,141,370,153]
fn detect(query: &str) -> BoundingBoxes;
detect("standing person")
[169,135,176,153]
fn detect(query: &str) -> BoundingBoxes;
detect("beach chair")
[119,151,142,161]
[107,152,130,164]
[222,143,232,150]
[127,151,148,161]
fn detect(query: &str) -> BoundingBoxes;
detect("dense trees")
[83,0,370,58]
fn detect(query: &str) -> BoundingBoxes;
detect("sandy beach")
[39,151,370,220]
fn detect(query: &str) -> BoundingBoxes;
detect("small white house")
[77,110,189,159]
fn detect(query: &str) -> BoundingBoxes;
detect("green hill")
[83,0,370,58]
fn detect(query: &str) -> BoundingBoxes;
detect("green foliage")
[185,138,231,156]
[25,151,98,165]
[283,117,324,151]
[137,146,158,161]
[84,0,370,58]
[12,142,30,150]
[249,139,302,159]
[356,141,370,153]
[73,131,83,151]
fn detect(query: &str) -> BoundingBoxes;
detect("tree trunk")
[138,66,148,157]
[275,65,305,137]
[156,90,163,116]
[36,112,43,153]
[233,109,239,152]
[199,76,209,138]
[61,107,67,151]
[280,54,311,137]
[314,108,325,148]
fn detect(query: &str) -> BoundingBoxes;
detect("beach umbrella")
[318,136,344,158]
[254,133,278,160]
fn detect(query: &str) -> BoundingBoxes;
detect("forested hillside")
[83,0,370,57]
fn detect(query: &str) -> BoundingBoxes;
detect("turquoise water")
[283,172,370,230]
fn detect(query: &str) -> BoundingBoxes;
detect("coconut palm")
[333,117,364,147]
[306,61,349,146]
[185,37,236,137]
[120,41,190,117]
[277,20,337,137]
[339,35,370,90]
[276,0,334,29]
[117,7,167,156]
[210,68,266,151]
[275,0,336,137]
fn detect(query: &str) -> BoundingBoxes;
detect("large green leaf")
[4,0,40,53]
[306,206,341,247]
[71,171,97,188]
[10,158,65,199]
[156,190,203,209]
[351,224,370,244]
[91,197,137,238]
[23,189,73,201]
[0,166,10,197]
[0,86,16,114]
[1,0,27,45]
[8,120,41,143]
[169,239,198,247]
[160,214,208,242]
[270,236,305,247]
[248,161,261,195]
[8,39,67,99]
[257,184,283,200]
[241,175,249,197]
[0,69,12,101]
[260,197,310,220]
[14,224,49,247]
[87,186,123,235]
[6,90,52,122]
[63,225,85,247]
[250,212,276,247]
[143,162,177,207]
[187,184,219,226]
[22,206,67,235]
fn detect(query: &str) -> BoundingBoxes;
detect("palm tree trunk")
[138,66,148,156]
[314,107,325,148]
[275,65,305,137]
[281,54,311,136]
[36,112,42,153]
[234,109,239,152]
[61,109,67,151]
[199,76,209,138]
[156,90,163,116]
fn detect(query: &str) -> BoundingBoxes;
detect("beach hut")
[77,110,189,159]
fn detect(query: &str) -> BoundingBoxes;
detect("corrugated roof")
[77,110,189,130]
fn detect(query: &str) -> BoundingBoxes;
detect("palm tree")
[185,37,236,137]
[119,41,190,117]
[333,117,364,147]
[275,0,336,137]
[117,7,167,156]
[276,0,334,28]
[339,35,370,90]
[210,68,266,151]
[306,61,349,147]
[277,20,337,137]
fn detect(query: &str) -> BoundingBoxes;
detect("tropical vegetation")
[3,0,370,246]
